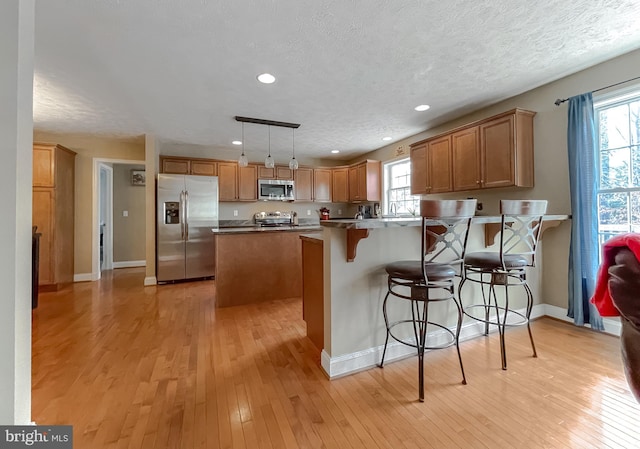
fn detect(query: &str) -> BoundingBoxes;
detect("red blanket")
[591,233,640,317]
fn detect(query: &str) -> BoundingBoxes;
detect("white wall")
[0,0,34,425]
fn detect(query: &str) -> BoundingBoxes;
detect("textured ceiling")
[33,0,640,161]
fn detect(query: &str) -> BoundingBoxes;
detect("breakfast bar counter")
[316,214,569,378]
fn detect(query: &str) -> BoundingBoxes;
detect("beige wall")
[358,47,640,308]
[32,132,145,276]
[112,164,146,262]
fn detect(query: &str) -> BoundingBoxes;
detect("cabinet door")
[258,166,275,179]
[452,126,481,192]
[332,168,349,203]
[312,169,331,202]
[428,137,453,193]
[33,146,55,187]
[295,168,313,201]
[348,166,360,201]
[363,161,381,202]
[33,188,54,286]
[410,144,428,195]
[190,160,217,176]
[161,157,191,175]
[480,115,515,189]
[276,166,293,180]
[238,165,257,200]
[218,162,238,201]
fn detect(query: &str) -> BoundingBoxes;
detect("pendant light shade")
[265,125,275,168]
[289,128,298,170]
[238,122,248,167]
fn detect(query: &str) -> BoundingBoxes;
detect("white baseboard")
[543,304,621,336]
[321,303,547,379]
[144,276,157,286]
[113,260,146,269]
[73,273,93,282]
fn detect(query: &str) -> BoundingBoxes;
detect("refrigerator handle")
[180,190,185,240]
[184,190,189,241]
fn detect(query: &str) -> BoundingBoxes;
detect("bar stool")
[459,199,547,370]
[379,199,476,402]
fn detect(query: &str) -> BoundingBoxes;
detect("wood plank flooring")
[32,268,640,448]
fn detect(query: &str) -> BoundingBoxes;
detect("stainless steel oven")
[258,179,295,201]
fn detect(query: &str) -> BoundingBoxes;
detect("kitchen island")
[314,215,569,378]
[212,225,321,307]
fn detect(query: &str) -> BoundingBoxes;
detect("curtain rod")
[554,75,640,106]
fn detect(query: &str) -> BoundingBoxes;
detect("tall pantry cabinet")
[32,143,76,291]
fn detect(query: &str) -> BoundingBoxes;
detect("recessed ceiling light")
[331,150,340,154]
[415,104,431,111]
[232,140,242,145]
[382,136,392,141]
[257,73,276,84]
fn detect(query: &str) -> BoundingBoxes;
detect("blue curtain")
[566,93,604,330]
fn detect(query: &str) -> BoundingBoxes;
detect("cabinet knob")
[476,180,480,184]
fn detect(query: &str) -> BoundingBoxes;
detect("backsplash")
[218,201,364,221]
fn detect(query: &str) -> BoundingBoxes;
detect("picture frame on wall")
[131,169,146,186]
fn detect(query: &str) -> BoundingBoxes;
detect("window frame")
[594,85,640,247]
[382,157,421,217]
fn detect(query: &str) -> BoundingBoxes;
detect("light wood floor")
[33,268,640,448]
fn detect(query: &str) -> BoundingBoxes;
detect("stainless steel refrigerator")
[156,174,218,282]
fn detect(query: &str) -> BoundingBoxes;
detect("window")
[383,158,420,216]
[596,89,640,247]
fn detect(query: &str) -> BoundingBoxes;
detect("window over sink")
[383,158,420,217]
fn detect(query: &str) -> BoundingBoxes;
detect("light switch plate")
[123,210,128,217]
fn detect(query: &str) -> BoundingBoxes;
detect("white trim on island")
[321,303,548,378]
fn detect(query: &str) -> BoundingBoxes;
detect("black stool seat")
[385,260,456,282]
[464,252,528,270]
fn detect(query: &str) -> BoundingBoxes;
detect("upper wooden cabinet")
[348,160,381,202]
[32,143,76,291]
[410,137,453,195]
[452,127,480,192]
[217,162,238,201]
[332,167,349,203]
[160,154,384,204]
[238,165,258,201]
[258,165,293,180]
[411,108,535,194]
[295,168,313,202]
[160,156,217,176]
[313,169,332,202]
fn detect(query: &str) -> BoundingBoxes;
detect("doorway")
[92,158,145,281]
[98,163,113,273]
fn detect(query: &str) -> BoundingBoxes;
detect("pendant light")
[238,122,248,167]
[264,125,275,168]
[289,127,298,170]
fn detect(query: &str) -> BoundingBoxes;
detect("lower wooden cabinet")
[302,237,324,350]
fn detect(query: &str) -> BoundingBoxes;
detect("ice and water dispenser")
[164,202,180,224]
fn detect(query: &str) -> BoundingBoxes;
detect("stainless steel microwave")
[258,178,295,201]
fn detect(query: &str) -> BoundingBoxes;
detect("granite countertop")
[320,215,570,229]
[212,224,322,235]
